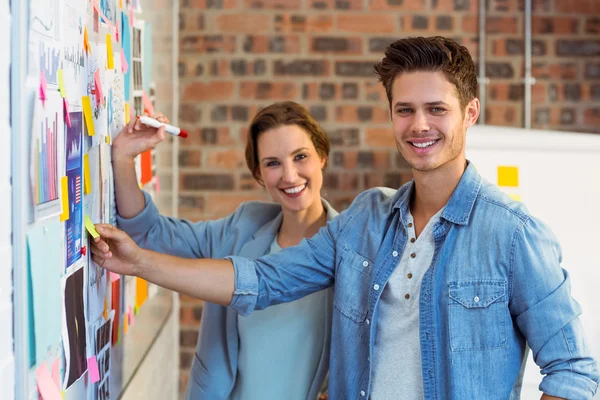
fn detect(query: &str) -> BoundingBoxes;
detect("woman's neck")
[278,200,327,248]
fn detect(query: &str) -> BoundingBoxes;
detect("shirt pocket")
[334,246,372,323]
[448,280,508,352]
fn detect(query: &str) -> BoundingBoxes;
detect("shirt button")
[410,253,416,258]
[360,390,366,396]
[410,238,416,243]
[373,284,380,291]
[362,260,369,267]
[407,273,413,279]
[474,296,480,303]
[405,293,410,300]
[407,222,413,228]
[366,318,370,325]
[392,250,398,257]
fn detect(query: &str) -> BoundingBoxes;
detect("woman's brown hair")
[245,101,330,185]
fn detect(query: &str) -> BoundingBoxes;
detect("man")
[92,36,599,399]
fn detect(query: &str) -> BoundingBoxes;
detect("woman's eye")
[266,161,279,167]
[294,154,307,161]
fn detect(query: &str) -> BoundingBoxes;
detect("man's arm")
[510,217,599,399]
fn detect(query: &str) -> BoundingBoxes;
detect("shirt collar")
[392,161,482,226]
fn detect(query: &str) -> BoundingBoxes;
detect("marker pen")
[137,116,188,138]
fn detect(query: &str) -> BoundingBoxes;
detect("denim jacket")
[118,193,337,399]
[229,162,599,399]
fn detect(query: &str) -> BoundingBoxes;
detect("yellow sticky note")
[57,69,66,98]
[84,27,91,54]
[84,215,99,238]
[83,154,92,194]
[103,299,108,320]
[119,0,123,9]
[105,135,111,144]
[59,176,70,221]
[497,166,519,187]
[106,34,114,69]
[82,96,95,136]
[509,194,522,202]
[124,103,130,124]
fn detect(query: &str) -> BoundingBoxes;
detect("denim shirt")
[229,162,599,399]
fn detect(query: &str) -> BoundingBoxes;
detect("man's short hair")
[374,36,478,111]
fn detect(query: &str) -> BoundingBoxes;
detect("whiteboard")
[466,125,600,399]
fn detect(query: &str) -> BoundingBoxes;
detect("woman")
[107,101,336,399]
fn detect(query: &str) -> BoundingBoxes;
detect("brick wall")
[176,0,600,392]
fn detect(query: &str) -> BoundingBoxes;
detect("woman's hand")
[91,224,144,276]
[112,112,168,162]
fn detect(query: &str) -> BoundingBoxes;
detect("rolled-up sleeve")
[510,217,599,399]
[227,213,341,316]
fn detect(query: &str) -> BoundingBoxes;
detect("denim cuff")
[226,255,259,317]
[539,369,599,400]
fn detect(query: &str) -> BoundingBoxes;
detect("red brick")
[180,35,236,53]
[365,128,395,147]
[337,14,397,33]
[217,14,270,33]
[182,0,237,8]
[555,0,600,14]
[274,15,334,33]
[431,0,476,12]
[463,16,519,35]
[240,81,298,100]
[204,194,264,218]
[532,17,579,35]
[182,82,235,101]
[583,108,600,125]
[206,149,247,169]
[532,83,546,103]
[311,37,363,54]
[309,0,362,10]
[324,172,361,191]
[532,63,578,80]
[370,0,426,11]
[485,104,519,126]
[335,105,390,123]
[365,81,387,102]
[244,0,302,9]
[244,35,301,53]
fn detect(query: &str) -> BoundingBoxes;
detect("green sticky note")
[84,216,99,238]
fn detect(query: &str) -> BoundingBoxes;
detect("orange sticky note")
[36,363,62,400]
[140,150,152,186]
[119,0,123,9]
[135,277,148,308]
[57,69,66,98]
[123,313,129,334]
[103,298,108,320]
[124,103,130,124]
[82,96,95,136]
[64,98,71,127]
[59,176,70,221]
[83,154,92,194]
[497,166,519,187]
[84,27,91,54]
[106,34,114,69]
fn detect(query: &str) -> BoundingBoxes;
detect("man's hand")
[90,224,143,276]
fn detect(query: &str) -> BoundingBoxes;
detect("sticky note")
[36,363,62,400]
[85,216,99,238]
[84,27,91,54]
[115,24,120,43]
[103,299,108,320]
[83,154,92,194]
[119,0,123,9]
[82,96,95,136]
[87,357,100,383]
[40,72,47,105]
[130,5,134,26]
[121,49,129,74]
[497,166,519,187]
[123,313,129,334]
[57,69,66,98]
[155,177,161,193]
[106,34,114,69]
[94,69,103,106]
[136,277,148,308]
[59,176,70,222]
[140,150,152,185]
[142,91,154,115]
[105,135,111,144]
[509,194,522,201]
[124,103,130,124]
[64,99,71,127]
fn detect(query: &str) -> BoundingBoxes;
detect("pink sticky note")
[110,272,120,283]
[142,91,154,115]
[94,69,103,106]
[87,356,100,383]
[155,177,161,193]
[128,306,134,326]
[36,363,62,400]
[115,24,120,43]
[64,99,72,127]
[130,6,134,26]
[40,72,47,105]
[121,49,129,74]
[51,358,60,389]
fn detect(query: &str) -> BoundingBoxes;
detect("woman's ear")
[320,156,327,170]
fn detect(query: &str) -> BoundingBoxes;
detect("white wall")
[0,0,14,397]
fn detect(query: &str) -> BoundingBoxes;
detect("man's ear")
[464,97,480,128]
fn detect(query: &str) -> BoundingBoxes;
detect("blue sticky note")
[27,221,64,365]
[121,13,132,101]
